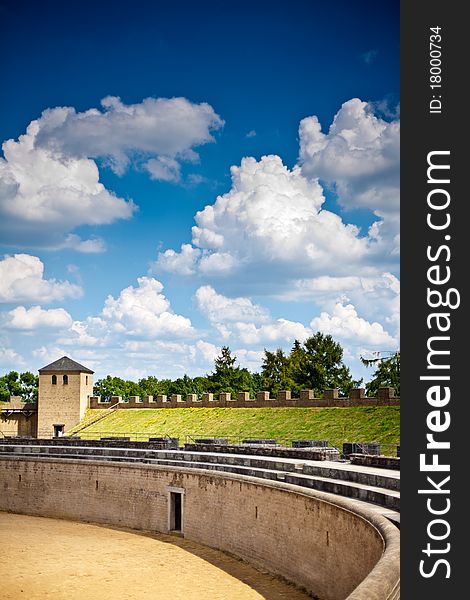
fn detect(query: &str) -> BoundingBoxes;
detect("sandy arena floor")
[0,512,310,600]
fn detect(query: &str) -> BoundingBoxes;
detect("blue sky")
[0,0,400,383]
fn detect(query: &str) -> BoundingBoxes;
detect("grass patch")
[69,406,400,449]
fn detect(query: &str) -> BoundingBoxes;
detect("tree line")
[0,334,400,403]
[0,371,38,403]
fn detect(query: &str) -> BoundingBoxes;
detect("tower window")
[51,375,57,385]
[86,376,88,385]
[63,374,68,385]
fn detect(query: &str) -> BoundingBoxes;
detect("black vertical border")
[401,2,466,597]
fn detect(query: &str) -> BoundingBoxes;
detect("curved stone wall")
[0,456,399,600]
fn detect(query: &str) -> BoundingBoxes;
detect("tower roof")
[38,356,94,374]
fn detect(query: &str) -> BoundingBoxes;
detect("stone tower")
[37,356,94,438]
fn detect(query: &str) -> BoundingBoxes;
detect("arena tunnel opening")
[168,487,185,535]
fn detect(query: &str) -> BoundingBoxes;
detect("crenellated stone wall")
[88,387,400,410]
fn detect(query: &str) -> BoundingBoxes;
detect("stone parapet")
[87,388,399,410]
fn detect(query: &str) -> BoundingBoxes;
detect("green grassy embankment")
[68,406,400,449]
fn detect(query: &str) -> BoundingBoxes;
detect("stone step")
[3,444,398,491]
[168,451,400,491]
[0,444,400,516]
[145,457,400,512]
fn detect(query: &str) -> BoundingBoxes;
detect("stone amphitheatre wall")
[0,456,399,600]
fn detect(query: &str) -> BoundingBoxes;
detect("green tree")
[93,376,138,401]
[159,379,175,397]
[250,371,264,395]
[191,376,211,398]
[19,372,39,402]
[0,371,37,402]
[290,333,361,397]
[138,376,164,398]
[261,348,294,397]
[1,371,23,401]
[285,340,305,396]
[362,351,400,396]
[0,378,11,402]
[123,379,143,399]
[1,371,22,398]
[168,374,197,397]
[207,346,254,396]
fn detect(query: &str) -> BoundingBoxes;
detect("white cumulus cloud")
[1,95,223,250]
[155,154,371,281]
[0,254,82,303]
[299,98,399,261]
[63,235,106,253]
[7,305,73,330]
[102,276,194,338]
[195,340,220,363]
[0,346,25,367]
[145,157,181,182]
[277,273,399,345]
[299,98,399,214]
[58,317,109,347]
[195,285,269,324]
[153,244,201,276]
[235,319,311,345]
[310,302,396,347]
[34,96,224,176]
[278,272,399,302]
[0,119,136,249]
[195,285,310,346]
[45,278,198,369]
[233,348,265,371]
[32,346,99,371]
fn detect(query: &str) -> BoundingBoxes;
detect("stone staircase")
[0,442,400,526]
[67,402,121,435]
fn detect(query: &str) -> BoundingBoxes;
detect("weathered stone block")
[349,388,365,400]
[377,387,395,400]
